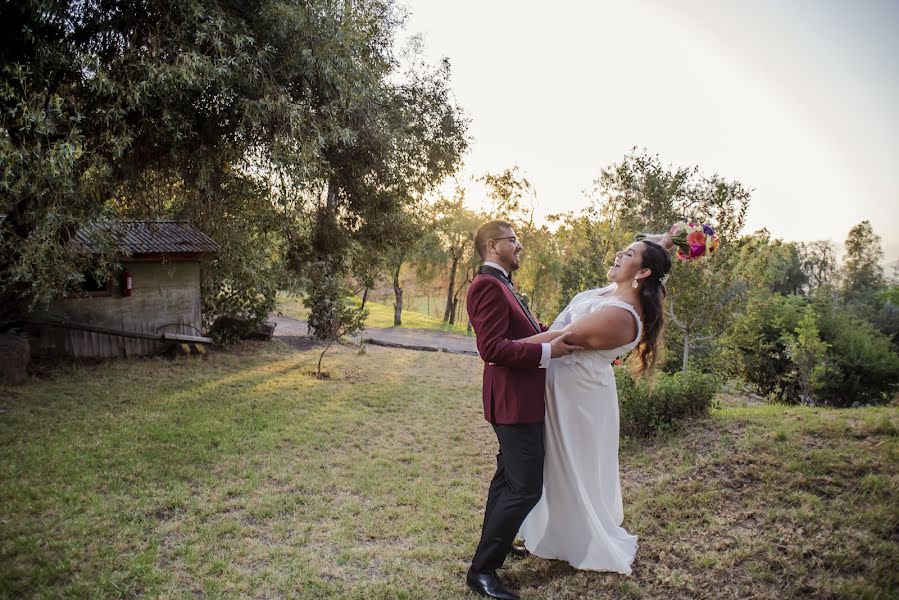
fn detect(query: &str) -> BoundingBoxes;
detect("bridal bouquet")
[668,222,719,261]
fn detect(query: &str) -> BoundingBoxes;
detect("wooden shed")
[29,221,220,358]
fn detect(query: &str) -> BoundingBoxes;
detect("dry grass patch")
[1,344,896,599]
[506,406,898,600]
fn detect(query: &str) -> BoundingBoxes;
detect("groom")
[465,220,580,600]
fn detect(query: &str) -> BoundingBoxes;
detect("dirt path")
[268,314,478,356]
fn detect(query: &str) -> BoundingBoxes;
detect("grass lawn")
[1,343,897,599]
[276,292,472,335]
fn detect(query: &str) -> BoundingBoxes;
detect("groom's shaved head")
[475,220,513,260]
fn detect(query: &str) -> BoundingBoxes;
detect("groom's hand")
[549,332,583,358]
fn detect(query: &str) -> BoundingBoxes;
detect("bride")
[518,237,672,573]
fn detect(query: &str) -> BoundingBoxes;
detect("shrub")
[813,295,899,406]
[720,291,806,401]
[616,367,719,436]
[722,291,899,406]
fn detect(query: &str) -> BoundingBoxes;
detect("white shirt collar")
[483,261,509,278]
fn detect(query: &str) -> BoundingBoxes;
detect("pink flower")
[689,243,706,258]
[669,222,688,236]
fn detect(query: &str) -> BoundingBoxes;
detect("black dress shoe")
[508,543,529,559]
[466,568,520,600]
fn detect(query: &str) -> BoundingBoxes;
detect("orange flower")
[708,236,720,252]
[687,230,706,247]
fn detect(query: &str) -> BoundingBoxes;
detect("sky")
[401,0,899,267]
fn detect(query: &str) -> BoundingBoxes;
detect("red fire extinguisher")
[122,269,133,297]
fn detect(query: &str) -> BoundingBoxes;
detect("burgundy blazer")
[467,271,549,424]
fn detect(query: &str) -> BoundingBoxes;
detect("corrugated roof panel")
[72,221,220,255]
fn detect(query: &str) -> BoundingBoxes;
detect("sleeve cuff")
[540,343,551,369]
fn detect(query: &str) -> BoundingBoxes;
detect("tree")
[477,166,563,321]
[593,150,686,234]
[873,284,899,347]
[514,222,563,322]
[0,1,468,339]
[797,240,838,293]
[421,191,481,325]
[479,166,534,223]
[666,250,748,372]
[347,203,427,328]
[783,306,829,404]
[383,209,427,327]
[592,148,749,240]
[840,220,885,305]
[590,149,751,371]
[729,231,806,296]
[305,257,367,379]
[2,1,294,316]
[554,149,692,306]
[833,221,889,340]
[296,39,469,342]
[551,207,626,314]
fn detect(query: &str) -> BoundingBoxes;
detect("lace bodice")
[550,284,643,385]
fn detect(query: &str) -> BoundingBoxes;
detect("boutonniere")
[513,289,530,308]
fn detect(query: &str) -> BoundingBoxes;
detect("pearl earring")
[631,277,639,289]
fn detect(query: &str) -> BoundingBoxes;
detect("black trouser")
[471,422,545,573]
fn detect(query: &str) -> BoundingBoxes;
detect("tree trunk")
[326,177,339,212]
[313,178,341,259]
[450,280,468,325]
[444,254,459,322]
[317,338,335,379]
[449,266,474,326]
[360,286,369,311]
[393,263,403,327]
[449,297,458,324]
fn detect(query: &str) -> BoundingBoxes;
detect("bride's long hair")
[631,240,671,377]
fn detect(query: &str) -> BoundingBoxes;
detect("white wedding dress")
[518,283,640,574]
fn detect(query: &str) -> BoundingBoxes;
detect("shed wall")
[32,261,203,358]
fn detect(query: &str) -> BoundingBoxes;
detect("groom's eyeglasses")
[491,236,518,245]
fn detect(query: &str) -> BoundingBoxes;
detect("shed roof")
[72,221,220,256]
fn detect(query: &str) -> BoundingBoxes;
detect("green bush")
[720,291,807,401]
[724,291,899,406]
[813,296,899,406]
[616,367,719,436]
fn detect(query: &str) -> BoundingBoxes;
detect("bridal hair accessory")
[660,273,670,285]
[667,222,720,261]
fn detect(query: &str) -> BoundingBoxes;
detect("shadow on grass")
[508,558,581,589]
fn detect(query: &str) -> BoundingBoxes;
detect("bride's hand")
[641,232,674,251]
[660,232,674,251]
